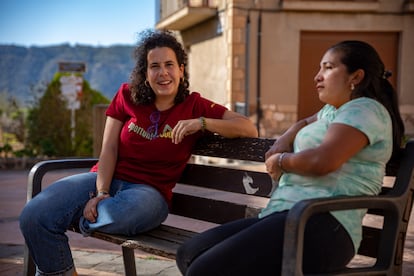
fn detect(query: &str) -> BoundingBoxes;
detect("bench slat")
[179,164,273,197]
[87,225,197,259]
[193,136,274,162]
[171,194,249,224]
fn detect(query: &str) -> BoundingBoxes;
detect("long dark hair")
[129,29,190,105]
[329,40,405,156]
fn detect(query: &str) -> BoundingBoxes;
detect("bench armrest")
[26,158,98,201]
[282,195,402,275]
[282,140,414,275]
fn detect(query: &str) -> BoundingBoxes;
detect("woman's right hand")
[83,194,109,223]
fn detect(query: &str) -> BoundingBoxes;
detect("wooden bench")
[23,136,274,275]
[23,137,414,276]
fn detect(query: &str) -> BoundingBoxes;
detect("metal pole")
[256,11,262,134]
[71,108,75,150]
[245,12,250,117]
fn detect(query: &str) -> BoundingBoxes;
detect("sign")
[58,61,86,73]
[60,74,83,110]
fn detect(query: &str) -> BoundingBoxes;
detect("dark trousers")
[176,211,355,276]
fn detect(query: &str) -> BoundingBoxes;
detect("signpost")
[58,62,86,149]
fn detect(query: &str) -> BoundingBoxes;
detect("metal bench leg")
[23,244,36,276]
[122,246,137,276]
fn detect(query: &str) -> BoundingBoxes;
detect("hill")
[0,44,136,105]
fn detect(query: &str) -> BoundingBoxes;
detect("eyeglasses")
[147,110,160,139]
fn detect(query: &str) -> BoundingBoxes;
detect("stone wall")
[256,104,414,140]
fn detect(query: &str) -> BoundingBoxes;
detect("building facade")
[155,0,414,138]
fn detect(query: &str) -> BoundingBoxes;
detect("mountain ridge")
[0,44,136,106]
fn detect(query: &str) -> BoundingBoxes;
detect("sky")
[0,0,156,47]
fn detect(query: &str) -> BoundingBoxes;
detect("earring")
[180,77,185,84]
[144,80,150,87]
[350,83,355,91]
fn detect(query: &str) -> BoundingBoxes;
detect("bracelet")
[97,191,109,197]
[199,117,206,132]
[278,152,287,173]
[89,190,109,199]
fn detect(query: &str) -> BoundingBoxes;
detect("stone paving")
[1,169,413,275]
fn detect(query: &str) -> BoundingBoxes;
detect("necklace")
[147,110,160,139]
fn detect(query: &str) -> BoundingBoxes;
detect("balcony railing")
[156,0,217,31]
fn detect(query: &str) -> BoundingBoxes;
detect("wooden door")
[298,32,399,120]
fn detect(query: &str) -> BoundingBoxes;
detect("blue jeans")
[19,172,169,276]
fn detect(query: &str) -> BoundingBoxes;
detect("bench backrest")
[172,136,275,224]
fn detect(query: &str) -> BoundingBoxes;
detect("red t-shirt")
[91,83,227,205]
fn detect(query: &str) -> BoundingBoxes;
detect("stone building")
[155,0,414,138]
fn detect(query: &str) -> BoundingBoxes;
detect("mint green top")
[259,97,392,251]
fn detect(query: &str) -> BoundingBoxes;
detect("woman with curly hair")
[20,29,258,276]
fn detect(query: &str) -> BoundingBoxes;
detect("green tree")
[27,73,110,157]
[0,91,27,156]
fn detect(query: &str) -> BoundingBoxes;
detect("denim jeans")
[19,172,169,276]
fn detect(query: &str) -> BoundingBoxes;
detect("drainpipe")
[245,12,250,117]
[256,10,262,134]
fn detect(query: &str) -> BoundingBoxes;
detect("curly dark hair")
[129,29,190,105]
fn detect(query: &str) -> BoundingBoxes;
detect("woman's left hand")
[83,194,109,223]
[171,118,202,144]
[265,153,283,181]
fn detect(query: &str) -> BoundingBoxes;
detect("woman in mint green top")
[260,97,393,251]
[176,41,405,275]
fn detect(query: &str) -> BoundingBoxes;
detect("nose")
[160,65,168,75]
[314,72,322,83]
